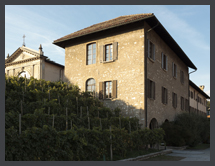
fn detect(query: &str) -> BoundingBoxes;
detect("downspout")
[144,21,159,128]
[188,69,197,114]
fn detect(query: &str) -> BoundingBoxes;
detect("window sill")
[148,57,155,63]
[173,76,177,79]
[148,97,155,101]
[102,60,115,64]
[162,68,167,72]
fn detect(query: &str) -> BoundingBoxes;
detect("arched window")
[149,118,158,130]
[19,71,30,79]
[86,78,96,92]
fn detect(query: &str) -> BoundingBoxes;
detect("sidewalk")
[166,148,210,161]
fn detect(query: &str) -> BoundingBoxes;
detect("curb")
[118,149,173,161]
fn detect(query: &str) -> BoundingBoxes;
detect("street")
[166,148,210,161]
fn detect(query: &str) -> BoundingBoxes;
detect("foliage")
[5,76,165,161]
[161,112,210,147]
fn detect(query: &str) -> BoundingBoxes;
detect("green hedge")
[161,112,210,147]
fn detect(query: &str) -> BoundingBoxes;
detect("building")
[53,13,197,128]
[5,44,64,82]
[189,80,210,116]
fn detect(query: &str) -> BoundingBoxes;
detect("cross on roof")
[23,34,26,46]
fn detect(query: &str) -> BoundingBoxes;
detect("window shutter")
[112,80,117,98]
[103,82,106,99]
[161,87,164,103]
[172,92,174,107]
[99,82,103,99]
[103,45,105,62]
[148,39,150,58]
[166,56,168,71]
[113,42,118,60]
[161,53,164,69]
[166,89,168,104]
[172,62,174,77]
[153,45,155,60]
[100,45,103,63]
[176,94,177,108]
[153,81,155,99]
[176,65,177,78]
[147,79,150,98]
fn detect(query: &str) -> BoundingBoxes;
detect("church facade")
[5,44,64,82]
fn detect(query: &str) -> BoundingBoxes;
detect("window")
[185,99,189,111]
[172,92,177,108]
[147,79,155,100]
[105,44,113,61]
[180,70,184,84]
[7,70,9,76]
[161,53,168,70]
[172,62,177,78]
[87,43,96,65]
[86,78,96,93]
[99,80,117,99]
[191,91,193,98]
[105,81,112,98]
[162,87,168,104]
[148,40,155,60]
[181,97,184,110]
[100,42,118,63]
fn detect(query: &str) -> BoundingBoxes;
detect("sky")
[5,5,210,96]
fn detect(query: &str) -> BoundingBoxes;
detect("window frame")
[162,87,168,105]
[87,43,96,65]
[147,79,155,100]
[86,78,96,95]
[180,70,184,84]
[172,92,177,108]
[161,53,168,71]
[104,81,112,99]
[172,62,177,78]
[148,40,155,61]
[105,44,113,62]
[181,96,184,110]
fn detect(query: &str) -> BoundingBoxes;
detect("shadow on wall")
[63,76,146,128]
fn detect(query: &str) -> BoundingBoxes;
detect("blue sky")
[5,5,210,96]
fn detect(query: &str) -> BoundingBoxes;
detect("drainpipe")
[144,21,160,128]
[188,69,197,114]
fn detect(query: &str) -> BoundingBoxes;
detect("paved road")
[166,148,210,161]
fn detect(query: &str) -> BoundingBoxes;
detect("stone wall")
[64,23,146,127]
[145,21,189,127]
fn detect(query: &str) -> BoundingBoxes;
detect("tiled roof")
[53,13,154,43]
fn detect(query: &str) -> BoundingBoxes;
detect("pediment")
[5,46,40,64]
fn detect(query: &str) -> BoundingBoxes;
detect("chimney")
[7,53,9,58]
[199,85,205,91]
[39,44,44,56]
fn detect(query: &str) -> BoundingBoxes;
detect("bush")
[161,113,210,147]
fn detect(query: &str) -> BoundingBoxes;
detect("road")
[166,148,210,161]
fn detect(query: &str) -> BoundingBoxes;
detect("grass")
[186,144,210,150]
[143,155,185,161]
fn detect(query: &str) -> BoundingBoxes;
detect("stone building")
[53,13,197,128]
[5,44,64,82]
[189,80,210,116]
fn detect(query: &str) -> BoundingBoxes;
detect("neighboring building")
[5,44,64,82]
[189,80,210,116]
[53,13,197,128]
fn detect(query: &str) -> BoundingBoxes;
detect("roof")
[53,13,197,70]
[5,46,64,68]
[189,80,210,99]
